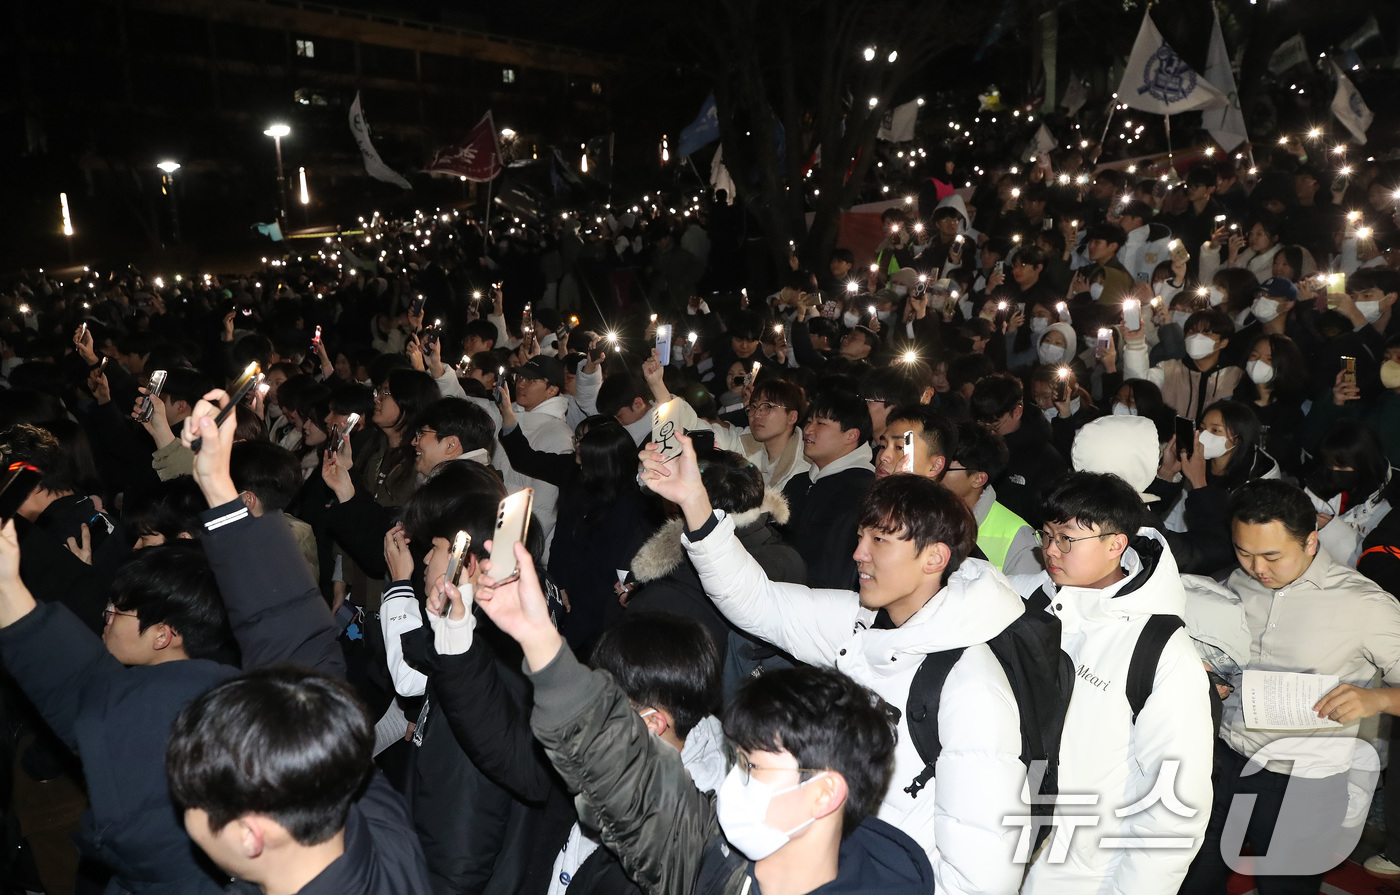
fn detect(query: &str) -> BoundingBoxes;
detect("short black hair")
[1186,164,1219,189]
[859,367,921,408]
[750,379,806,419]
[164,368,217,409]
[830,247,854,265]
[1119,200,1154,223]
[857,474,976,576]
[463,319,498,348]
[590,612,721,739]
[1040,471,1151,536]
[401,467,507,554]
[1184,308,1235,340]
[951,420,1010,481]
[1229,479,1316,545]
[415,398,497,454]
[727,310,763,342]
[229,442,303,512]
[328,383,375,422]
[697,449,765,515]
[885,404,956,459]
[725,666,895,834]
[0,423,75,494]
[166,667,373,846]
[1014,245,1048,270]
[111,541,230,659]
[807,389,872,445]
[970,373,1023,421]
[124,476,207,539]
[232,333,274,372]
[948,354,996,395]
[1087,223,1128,252]
[1350,268,1400,299]
[596,373,647,418]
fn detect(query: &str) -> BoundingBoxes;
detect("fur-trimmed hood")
[631,491,790,584]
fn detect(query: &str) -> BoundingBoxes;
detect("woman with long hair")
[1307,419,1397,565]
[1233,333,1308,476]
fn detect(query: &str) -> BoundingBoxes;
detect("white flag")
[1203,7,1247,151]
[1060,73,1088,118]
[349,92,411,190]
[1116,12,1228,115]
[1331,63,1374,144]
[1341,16,1380,52]
[1268,34,1309,75]
[1023,124,1056,162]
[876,99,919,143]
[710,145,736,204]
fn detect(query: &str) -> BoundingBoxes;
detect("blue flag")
[678,94,720,157]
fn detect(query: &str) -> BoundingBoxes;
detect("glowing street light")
[863,47,876,61]
[156,160,180,174]
[263,124,291,222]
[298,166,310,205]
[157,161,183,244]
[500,127,516,139]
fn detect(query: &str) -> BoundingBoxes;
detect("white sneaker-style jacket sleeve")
[380,583,427,698]
[682,511,861,664]
[1122,340,1165,389]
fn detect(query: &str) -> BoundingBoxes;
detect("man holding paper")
[1181,479,1400,895]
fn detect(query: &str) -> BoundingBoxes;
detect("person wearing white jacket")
[1008,471,1214,895]
[639,433,1031,895]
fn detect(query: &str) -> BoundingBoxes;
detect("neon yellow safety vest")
[978,500,1030,570]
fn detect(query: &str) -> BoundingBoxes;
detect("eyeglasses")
[374,387,393,400]
[415,427,437,440]
[744,402,787,416]
[103,604,138,625]
[1034,530,1121,553]
[724,742,822,785]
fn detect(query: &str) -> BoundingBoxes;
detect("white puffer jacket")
[684,510,1029,895]
[1010,529,1214,895]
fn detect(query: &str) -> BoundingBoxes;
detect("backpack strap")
[1126,614,1185,723]
[902,647,965,798]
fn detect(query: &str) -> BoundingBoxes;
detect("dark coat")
[780,461,875,591]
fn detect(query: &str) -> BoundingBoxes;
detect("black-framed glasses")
[374,387,393,400]
[723,742,821,784]
[415,427,438,440]
[103,604,138,625]
[1034,530,1120,553]
[744,402,787,416]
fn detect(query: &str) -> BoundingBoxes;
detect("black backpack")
[900,589,1073,845]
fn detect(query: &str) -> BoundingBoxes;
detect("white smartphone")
[651,398,685,461]
[655,324,673,367]
[138,370,167,422]
[489,489,534,584]
[1122,298,1141,331]
[901,430,916,474]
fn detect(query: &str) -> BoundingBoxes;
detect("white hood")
[855,558,1026,658]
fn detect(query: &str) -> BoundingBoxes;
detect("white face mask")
[1207,286,1226,307]
[1246,359,1274,385]
[1030,316,1051,333]
[1112,402,1136,416]
[715,766,820,861]
[1357,300,1383,323]
[1251,297,1280,322]
[1184,332,1217,360]
[842,311,860,328]
[1038,342,1066,364]
[893,285,909,298]
[1171,310,1191,328]
[1089,282,1104,301]
[1153,280,1168,297]
[1043,397,1081,421]
[1197,429,1232,461]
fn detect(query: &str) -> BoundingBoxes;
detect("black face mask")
[1308,468,1358,500]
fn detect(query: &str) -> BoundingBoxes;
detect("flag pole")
[483,175,494,240]
[1097,97,1118,151]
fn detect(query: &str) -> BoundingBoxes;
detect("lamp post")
[157,160,182,245]
[59,192,75,263]
[263,124,291,224]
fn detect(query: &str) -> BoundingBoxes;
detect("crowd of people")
[2,135,1400,895]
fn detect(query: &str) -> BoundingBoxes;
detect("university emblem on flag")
[1351,90,1365,117]
[1139,44,1197,104]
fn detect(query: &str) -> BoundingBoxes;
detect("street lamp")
[263,124,291,224]
[157,161,182,244]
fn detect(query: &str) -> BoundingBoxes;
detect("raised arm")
[182,388,344,676]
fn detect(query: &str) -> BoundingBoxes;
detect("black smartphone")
[688,429,716,454]
[190,363,262,452]
[411,295,426,316]
[1175,416,1196,459]
[0,462,42,522]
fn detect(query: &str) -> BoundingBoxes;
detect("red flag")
[425,111,503,182]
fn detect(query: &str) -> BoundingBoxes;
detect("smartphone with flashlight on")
[190,362,262,452]
[655,324,673,367]
[312,325,322,353]
[900,430,916,474]
[1095,328,1112,358]
[743,361,762,390]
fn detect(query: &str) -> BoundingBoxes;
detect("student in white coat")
[1008,471,1214,895]
[640,433,1032,895]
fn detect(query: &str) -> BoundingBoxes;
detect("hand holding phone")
[189,362,261,453]
[440,530,472,618]
[138,370,168,422]
[488,490,534,584]
[655,324,673,367]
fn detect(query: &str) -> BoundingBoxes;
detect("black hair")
[1317,418,1390,501]
[948,354,996,396]
[232,333,274,372]
[809,316,840,347]
[1201,400,1262,483]
[596,373,648,418]
[366,353,411,388]
[590,612,720,739]
[829,247,855,265]
[970,372,1023,421]
[1186,164,1219,189]
[1184,308,1235,340]
[163,368,216,410]
[806,389,872,445]
[750,379,807,419]
[0,423,76,494]
[724,666,896,835]
[844,326,880,351]
[166,667,373,846]
[463,319,498,348]
[885,404,956,459]
[401,470,506,554]
[1014,244,1048,270]
[229,442,303,512]
[328,383,375,422]
[1213,269,1260,316]
[1350,268,1400,299]
[857,474,976,575]
[859,367,921,408]
[1229,479,1316,545]
[1119,200,1154,223]
[573,415,641,530]
[727,310,763,342]
[697,449,765,515]
[1040,471,1151,537]
[415,398,497,455]
[951,420,1010,481]
[1087,223,1128,251]
[111,541,231,659]
[124,476,207,540]
[377,369,440,493]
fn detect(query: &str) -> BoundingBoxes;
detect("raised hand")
[474,541,561,671]
[180,389,240,506]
